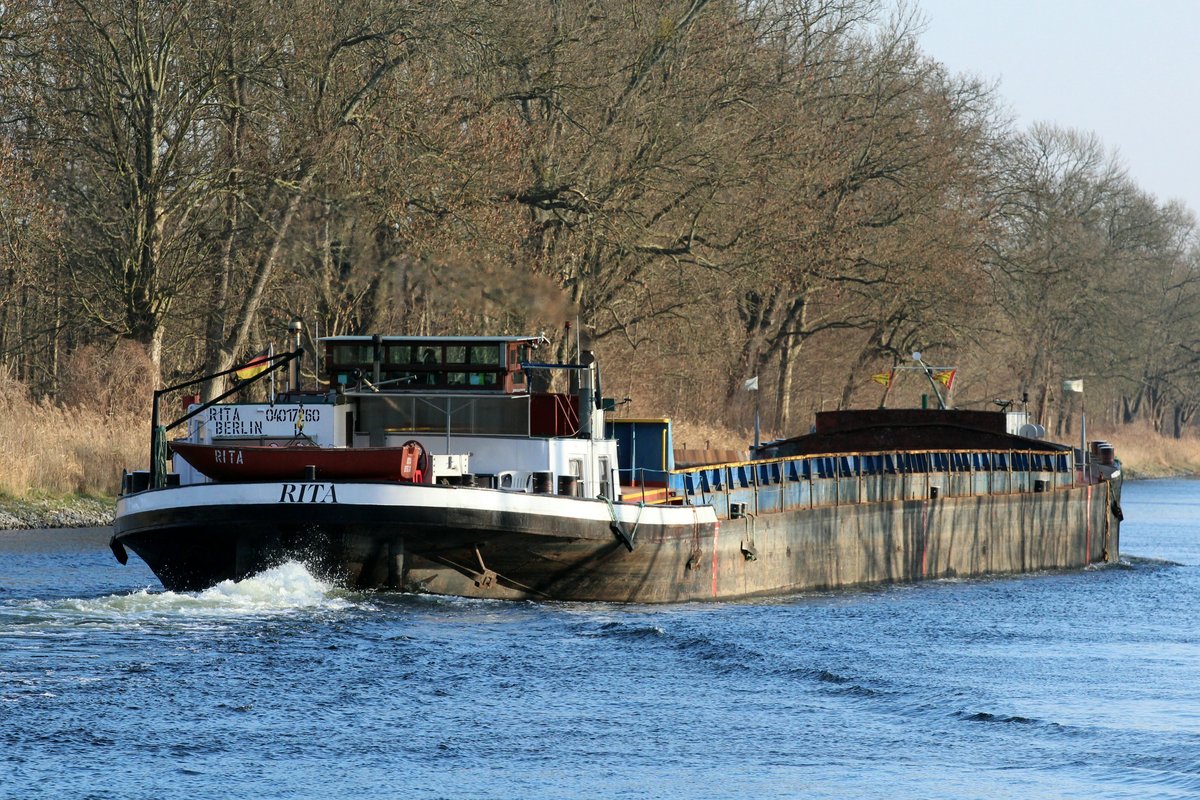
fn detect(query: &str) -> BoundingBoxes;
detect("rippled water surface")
[2,479,1198,799]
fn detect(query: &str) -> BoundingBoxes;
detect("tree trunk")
[202,65,246,402]
[725,289,777,404]
[770,296,809,433]
[774,338,793,436]
[1175,403,1197,439]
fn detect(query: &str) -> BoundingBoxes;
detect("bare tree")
[986,124,1134,428]
[0,0,234,378]
[720,5,1000,430]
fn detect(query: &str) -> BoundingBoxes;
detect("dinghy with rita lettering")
[168,440,428,483]
[111,331,1123,601]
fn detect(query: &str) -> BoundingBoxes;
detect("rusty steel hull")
[408,482,1120,601]
[113,478,1120,602]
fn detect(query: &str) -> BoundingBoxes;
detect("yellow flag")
[933,369,956,389]
[871,371,893,386]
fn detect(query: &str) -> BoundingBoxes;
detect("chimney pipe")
[579,351,595,439]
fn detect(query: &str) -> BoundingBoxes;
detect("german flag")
[233,348,271,382]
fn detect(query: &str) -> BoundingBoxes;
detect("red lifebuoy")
[399,440,428,483]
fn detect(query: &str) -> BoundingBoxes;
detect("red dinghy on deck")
[170,440,426,482]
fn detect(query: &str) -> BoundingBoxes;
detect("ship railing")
[667,448,1076,518]
[617,466,671,504]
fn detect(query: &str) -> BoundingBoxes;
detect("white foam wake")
[51,561,356,620]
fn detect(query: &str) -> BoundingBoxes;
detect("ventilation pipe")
[372,334,383,385]
[288,320,303,391]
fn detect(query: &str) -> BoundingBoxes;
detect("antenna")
[911,352,947,410]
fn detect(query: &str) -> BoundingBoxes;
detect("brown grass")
[0,371,144,498]
[1091,424,1200,478]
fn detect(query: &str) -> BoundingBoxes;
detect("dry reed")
[0,372,144,498]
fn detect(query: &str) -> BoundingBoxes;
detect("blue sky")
[912,0,1198,217]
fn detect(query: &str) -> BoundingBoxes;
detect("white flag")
[743,376,759,391]
[1062,379,1083,393]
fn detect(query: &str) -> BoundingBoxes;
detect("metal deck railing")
[619,447,1082,519]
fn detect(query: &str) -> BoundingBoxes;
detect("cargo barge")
[111,334,1122,601]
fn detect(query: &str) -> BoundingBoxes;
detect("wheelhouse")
[168,334,622,501]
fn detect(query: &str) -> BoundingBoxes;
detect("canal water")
[1,479,1197,799]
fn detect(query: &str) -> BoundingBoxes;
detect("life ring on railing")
[399,440,428,483]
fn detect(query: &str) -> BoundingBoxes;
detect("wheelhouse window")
[325,338,531,393]
[357,394,531,436]
[468,345,501,366]
[386,344,418,364]
[331,344,373,365]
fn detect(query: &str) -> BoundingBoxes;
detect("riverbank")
[0,495,114,530]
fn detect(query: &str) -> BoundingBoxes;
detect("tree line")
[2,0,1198,438]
